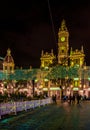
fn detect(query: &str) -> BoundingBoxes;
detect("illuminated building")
[69,46,85,67]
[3,48,15,74]
[40,49,56,68]
[57,19,85,67]
[0,20,90,98]
[57,20,85,96]
[41,20,85,68]
[40,19,88,98]
[58,19,69,66]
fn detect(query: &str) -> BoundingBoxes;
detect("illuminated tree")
[46,65,67,80]
[67,65,79,79]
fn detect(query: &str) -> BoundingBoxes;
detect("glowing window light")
[35,79,38,82]
[88,88,90,90]
[70,85,73,88]
[88,78,90,81]
[44,78,49,81]
[75,81,78,87]
[45,67,48,69]
[83,84,86,88]
[50,87,60,90]
[79,84,82,88]
[73,87,79,91]
[74,78,79,81]
[62,86,65,89]
[43,88,48,91]
[43,87,61,91]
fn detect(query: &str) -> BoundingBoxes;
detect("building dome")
[4,48,14,63]
[3,48,15,73]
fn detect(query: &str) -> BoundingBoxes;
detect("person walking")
[52,94,57,103]
[72,94,75,105]
[76,93,81,104]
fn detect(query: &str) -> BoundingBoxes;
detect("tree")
[46,65,67,80]
[67,65,79,79]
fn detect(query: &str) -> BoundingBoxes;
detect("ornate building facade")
[3,48,15,74]
[58,19,69,66]
[40,19,87,98]
[40,19,85,68]
[40,49,56,68]
[58,19,85,67]
[69,46,85,67]
[0,20,90,99]
[40,20,85,67]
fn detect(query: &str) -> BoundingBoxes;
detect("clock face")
[61,37,65,42]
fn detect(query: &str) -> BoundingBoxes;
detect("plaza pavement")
[0,100,90,130]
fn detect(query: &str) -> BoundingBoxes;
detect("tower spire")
[58,19,69,66]
[70,47,73,55]
[60,19,67,31]
[7,48,11,56]
[81,45,84,53]
[41,50,44,56]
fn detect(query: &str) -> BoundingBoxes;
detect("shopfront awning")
[43,87,61,91]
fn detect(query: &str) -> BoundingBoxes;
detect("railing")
[0,98,52,119]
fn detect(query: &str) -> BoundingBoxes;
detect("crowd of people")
[68,93,81,105]
[52,93,87,105]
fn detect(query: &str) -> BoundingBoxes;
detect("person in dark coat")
[76,94,81,104]
[52,94,56,103]
[72,94,75,104]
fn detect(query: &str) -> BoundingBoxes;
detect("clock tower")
[58,19,69,66]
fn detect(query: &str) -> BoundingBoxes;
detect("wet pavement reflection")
[0,100,90,130]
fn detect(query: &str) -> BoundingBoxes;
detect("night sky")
[0,0,90,68]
